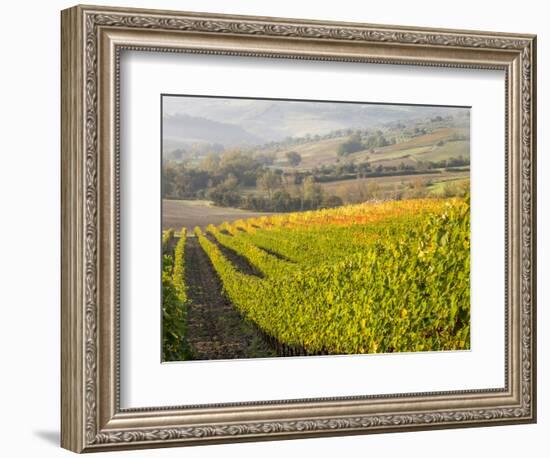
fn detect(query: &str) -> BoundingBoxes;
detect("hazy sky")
[162,95,469,148]
[163,96,467,123]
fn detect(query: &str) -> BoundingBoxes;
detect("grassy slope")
[269,127,469,170]
[417,140,469,162]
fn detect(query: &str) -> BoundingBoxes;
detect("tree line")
[162,150,343,212]
[162,147,469,212]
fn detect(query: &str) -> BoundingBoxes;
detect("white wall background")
[0,0,546,456]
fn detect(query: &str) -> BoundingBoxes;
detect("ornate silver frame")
[61,4,537,453]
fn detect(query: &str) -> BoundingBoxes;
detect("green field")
[417,140,470,162]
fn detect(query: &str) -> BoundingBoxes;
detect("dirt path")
[184,236,275,360]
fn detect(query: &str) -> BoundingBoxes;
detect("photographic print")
[161,95,471,362]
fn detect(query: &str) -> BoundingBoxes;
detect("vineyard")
[162,197,470,360]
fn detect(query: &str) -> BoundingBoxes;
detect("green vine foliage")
[162,228,193,361]
[197,198,470,355]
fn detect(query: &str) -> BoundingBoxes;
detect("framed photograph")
[61,4,537,453]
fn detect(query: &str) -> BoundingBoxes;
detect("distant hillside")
[163,96,467,149]
[162,113,264,151]
[270,127,470,170]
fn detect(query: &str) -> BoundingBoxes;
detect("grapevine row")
[162,228,192,361]
[198,198,471,355]
[206,224,296,277]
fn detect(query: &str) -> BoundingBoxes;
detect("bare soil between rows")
[204,233,263,277]
[183,236,275,360]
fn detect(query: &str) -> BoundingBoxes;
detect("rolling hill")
[269,127,469,171]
